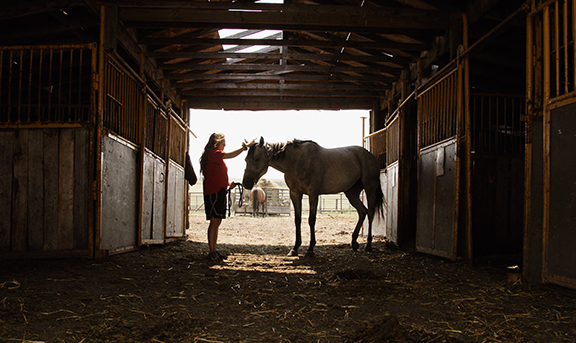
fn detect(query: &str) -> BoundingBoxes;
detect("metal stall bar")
[0,44,94,128]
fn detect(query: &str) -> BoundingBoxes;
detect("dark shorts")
[204,188,227,220]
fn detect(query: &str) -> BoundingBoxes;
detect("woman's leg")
[207,217,222,254]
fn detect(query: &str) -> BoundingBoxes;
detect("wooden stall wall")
[364,128,387,238]
[526,0,576,290]
[0,44,96,258]
[99,51,188,254]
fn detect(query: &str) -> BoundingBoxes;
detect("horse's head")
[242,137,269,189]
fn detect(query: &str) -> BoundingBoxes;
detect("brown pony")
[242,137,384,257]
[250,187,266,217]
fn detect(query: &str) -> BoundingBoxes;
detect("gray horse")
[242,137,384,257]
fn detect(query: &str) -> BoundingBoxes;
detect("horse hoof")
[365,245,373,253]
[352,242,359,251]
[305,251,315,258]
[288,249,298,257]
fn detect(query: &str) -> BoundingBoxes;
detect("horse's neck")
[267,142,293,174]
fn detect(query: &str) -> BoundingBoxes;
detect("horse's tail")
[375,181,385,219]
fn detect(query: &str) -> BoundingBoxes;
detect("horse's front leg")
[305,195,319,257]
[288,191,303,256]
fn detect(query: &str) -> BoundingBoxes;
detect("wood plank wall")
[0,128,91,258]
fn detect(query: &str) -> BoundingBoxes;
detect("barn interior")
[0,0,527,111]
[2,0,574,292]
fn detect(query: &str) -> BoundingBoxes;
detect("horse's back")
[313,145,380,193]
[323,145,379,173]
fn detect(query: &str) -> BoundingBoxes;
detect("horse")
[250,187,266,217]
[242,137,384,257]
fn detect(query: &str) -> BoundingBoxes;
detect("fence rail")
[188,191,353,215]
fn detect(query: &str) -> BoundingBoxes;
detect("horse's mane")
[266,139,318,161]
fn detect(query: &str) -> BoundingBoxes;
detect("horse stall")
[0,44,190,259]
[0,45,95,258]
[524,0,576,290]
[415,65,463,260]
[415,41,525,261]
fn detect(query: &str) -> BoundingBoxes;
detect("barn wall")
[0,128,91,258]
[362,171,387,238]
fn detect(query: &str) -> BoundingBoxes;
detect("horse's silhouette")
[243,137,384,256]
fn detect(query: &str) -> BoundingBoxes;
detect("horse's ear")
[259,136,265,146]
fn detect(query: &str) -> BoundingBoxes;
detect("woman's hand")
[242,138,257,150]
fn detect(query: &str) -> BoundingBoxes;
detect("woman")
[200,133,255,261]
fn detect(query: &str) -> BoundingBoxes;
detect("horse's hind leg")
[305,195,319,257]
[364,191,378,252]
[345,184,367,251]
[288,190,303,256]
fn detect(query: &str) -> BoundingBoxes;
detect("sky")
[188,109,369,181]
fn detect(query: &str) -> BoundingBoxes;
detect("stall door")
[142,151,166,244]
[416,139,459,260]
[545,100,576,289]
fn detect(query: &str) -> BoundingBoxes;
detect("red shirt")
[203,149,229,194]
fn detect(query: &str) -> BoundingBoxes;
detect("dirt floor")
[1,214,576,343]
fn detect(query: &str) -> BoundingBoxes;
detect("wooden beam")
[140,37,429,51]
[185,97,375,110]
[164,72,396,83]
[179,89,386,97]
[118,5,450,32]
[149,51,413,64]
[159,62,401,75]
[174,82,391,91]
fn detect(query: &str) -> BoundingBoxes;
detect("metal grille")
[102,52,143,144]
[0,45,95,125]
[145,97,168,159]
[367,129,387,169]
[387,118,400,164]
[470,94,525,156]
[365,109,401,169]
[544,0,575,99]
[169,116,186,166]
[418,68,459,148]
